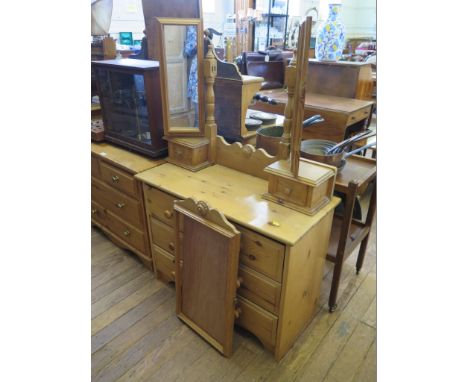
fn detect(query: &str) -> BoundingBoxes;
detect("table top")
[136,163,340,246]
[91,142,165,174]
[259,89,374,113]
[334,155,376,194]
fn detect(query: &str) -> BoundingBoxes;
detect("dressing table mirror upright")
[154,17,216,171]
[156,18,205,136]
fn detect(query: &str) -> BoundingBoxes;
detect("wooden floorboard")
[91,198,377,382]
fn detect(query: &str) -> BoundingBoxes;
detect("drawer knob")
[283,187,292,196]
[254,240,263,247]
[123,230,131,236]
[171,271,176,278]
[248,254,256,261]
[234,306,242,319]
[116,202,125,209]
[112,175,119,183]
[169,242,175,251]
[236,277,243,288]
[91,208,97,215]
[164,210,173,219]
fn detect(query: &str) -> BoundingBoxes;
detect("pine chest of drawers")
[91,143,165,270]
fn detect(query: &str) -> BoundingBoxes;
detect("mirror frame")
[155,17,205,137]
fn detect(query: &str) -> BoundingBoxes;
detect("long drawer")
[152,244,175,282]
[149,217,176,255]
[92,178,144,230]
[235,296,278,349]
[236,225,285,282]
[238,265,281,315]
[91,200,146,254]
[346,105,372,126]
[100,161,140,199]
[144,186,177,228]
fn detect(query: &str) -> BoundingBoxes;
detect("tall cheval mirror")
[155,18,205,136]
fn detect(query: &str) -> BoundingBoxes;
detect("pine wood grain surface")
[91,192,376,381]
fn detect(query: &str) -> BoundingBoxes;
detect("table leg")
[329,181,359,312]
[356,177,377,274]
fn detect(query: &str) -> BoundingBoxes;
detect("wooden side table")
[327,155,376,312]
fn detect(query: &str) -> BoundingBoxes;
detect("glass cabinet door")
[97,68,152,145]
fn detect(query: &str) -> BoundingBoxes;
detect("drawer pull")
[111,175,119,183]
[116,202,125,209]
[171,271,176,278]
[123,230,131,236]
[254,240,263,247]
[164,210,173,219]
[283,187,292,196]
[234,306,242,319]
[248,254,256,261]
[169,242,175,251]
[236,277,243,288]
[91,208,97,215]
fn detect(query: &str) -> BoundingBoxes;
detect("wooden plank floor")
[91,191,376,382]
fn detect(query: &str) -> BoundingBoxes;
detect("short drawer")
[100,161,140,199]
[92,178,144,230]
[152,244,175,282]
[149,217,176,255]
[238,265,281,315]
[144,186,177,228]
[91,156,100,179]
[346,106,372,126]
[236,226,285,282]
[91,200,107,225]
[93,203,146,254]
[235,296,278,349]
[272,176,308,206]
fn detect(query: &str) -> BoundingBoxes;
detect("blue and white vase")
[315,4,346,61]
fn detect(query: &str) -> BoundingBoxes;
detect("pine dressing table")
[136,154,340,360]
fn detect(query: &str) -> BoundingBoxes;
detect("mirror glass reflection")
[163,24,199,130]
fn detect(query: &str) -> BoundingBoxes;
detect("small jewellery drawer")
[91,156,101,179]
[149,217,176,255]
[236,226,285,282]
[100,161,139,199]
[92,179,144,229]
[152,244,175,282]
[273,176,308,206]
[238,265,281,315]
[346,106,372,126]
[144,186,177,228]
[235,296,278,349]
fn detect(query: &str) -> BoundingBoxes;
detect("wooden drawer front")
[91,200,107,226]
[237,226,285,282]
[346,106,372,126]
[145,186,177,228]
[272,176,308,206]
[92,179,144,229]
[100,161,139,199]
[152,244,175,282]
[92,201,146,253]
[238,265,281,315]
[91,156,100,179]
[149,217,176,255]
[235,296,278,348]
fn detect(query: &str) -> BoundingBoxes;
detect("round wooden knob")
[234,307,242,319]
[236,277,243,288]
[164,210,173,219]
[169,242,175,251]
